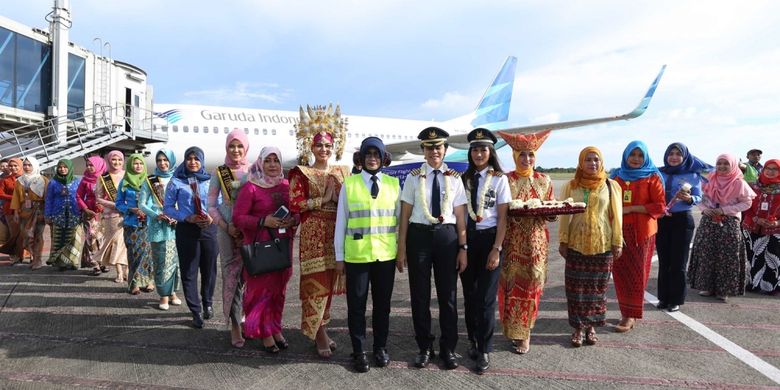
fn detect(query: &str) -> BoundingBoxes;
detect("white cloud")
[182,83,292,107]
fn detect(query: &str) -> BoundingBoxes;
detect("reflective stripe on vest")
[344,174,399,263]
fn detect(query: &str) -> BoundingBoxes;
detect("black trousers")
[656,211,695,305]
[460,227,501,353]
[406,223,459,352]
[176,222,218,315]
[345,260,396,355]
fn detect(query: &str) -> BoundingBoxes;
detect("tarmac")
[1,182,779,389]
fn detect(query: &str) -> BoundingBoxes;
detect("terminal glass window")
[0,27,52,113]
[67,53,85,118]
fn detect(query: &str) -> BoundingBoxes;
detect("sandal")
[91,268,102,276]
[571,329,583,348]
[262,343,280,354]
[275,338,289,350]
[100,266,109,273]
[585,327,598,345]
[514,339,530,354]
[129,288,141,295]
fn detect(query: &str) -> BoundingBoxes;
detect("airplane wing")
[388,65,666,154]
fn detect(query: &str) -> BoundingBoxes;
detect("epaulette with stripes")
[446,169,461,178]
[490,171,504,177]
[409,168,422,176]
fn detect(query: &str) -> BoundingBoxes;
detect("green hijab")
[122,154,148,191]
[53,159,74,185]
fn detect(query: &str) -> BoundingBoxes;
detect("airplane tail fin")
[470,56,517,128]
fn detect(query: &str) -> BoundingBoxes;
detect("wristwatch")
[492,245,502,252]
[459,244,468,251]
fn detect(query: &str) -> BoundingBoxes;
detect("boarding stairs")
[0,103,168,170]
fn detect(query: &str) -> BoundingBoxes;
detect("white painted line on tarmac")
[643,292,780,384]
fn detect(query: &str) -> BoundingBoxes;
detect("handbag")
[240,219,291,276]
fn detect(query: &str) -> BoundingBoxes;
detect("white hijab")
[17,156,46,197]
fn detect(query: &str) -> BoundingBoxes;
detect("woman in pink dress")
[233,146,298,353]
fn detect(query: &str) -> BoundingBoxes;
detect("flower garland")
[467,170,494,222]
[417,163,452,224]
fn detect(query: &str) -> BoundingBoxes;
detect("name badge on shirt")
[623,190,632,203]
[761,202,769,211]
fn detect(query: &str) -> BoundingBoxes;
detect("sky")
[4,1,779,168]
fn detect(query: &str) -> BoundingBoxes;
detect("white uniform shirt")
[334,171,401,262]
[401,162,467,225]
[468,167,511,230]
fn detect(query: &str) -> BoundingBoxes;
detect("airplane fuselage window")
[224,127,229,134]
[203,127,209,134]
[263,129,268,135]
[244,128,249,134]
[254,128,259,135]
[162,126,168,133]
[272,129,277,135]
[172,126,178,133]
[289,130,293,136]
[214,127,219,134]
[193,126,199,133]
[183,126,189,133]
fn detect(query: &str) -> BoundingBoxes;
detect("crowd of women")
[0,112,777,375]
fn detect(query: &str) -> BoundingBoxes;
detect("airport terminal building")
[0,1,164,169]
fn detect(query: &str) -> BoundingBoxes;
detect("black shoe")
[667,304,680,312]
[656,301,668,310]
[373,348,390,367]
[476,353,490,375]
[440,350,458,370]
[262,343,280,354]
[414,347,434,368]
[467,341,478,360]
[203,306,214,320]
[275,339,289,350]
[191,313,204,329]
[352,352,370,373]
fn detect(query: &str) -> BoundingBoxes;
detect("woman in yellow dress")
[289,104,349,358]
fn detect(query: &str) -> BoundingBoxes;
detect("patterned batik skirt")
[49,224,84,270]
[612,224,656,319]
[565,249,613,329]
[743,230,780,293]
[688,215,747,297]
[125,226,154,291]
[81,215,104,269]
[151,240,179,297]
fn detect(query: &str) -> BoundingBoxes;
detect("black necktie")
[468,173,480,230]
[431,170,441,219]
[370,175,379,199]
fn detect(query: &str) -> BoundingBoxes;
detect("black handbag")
[240,220,291,276]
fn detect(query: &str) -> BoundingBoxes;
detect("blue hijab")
[610,140,663,184]
[154,148,177,179]
[658,142,713,175]
[173,146,211,182]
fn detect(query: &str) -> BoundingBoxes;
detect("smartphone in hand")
[273,205,290,233]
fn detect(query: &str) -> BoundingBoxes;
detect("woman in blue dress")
[140,148,182,310]
[116,154,154,295]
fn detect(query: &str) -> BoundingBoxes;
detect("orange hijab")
[571,146,607,190]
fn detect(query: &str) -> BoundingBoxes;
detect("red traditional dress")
[289,165,348,340]
[499,171,553,340]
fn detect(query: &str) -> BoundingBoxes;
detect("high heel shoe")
[614,318,636,333]
[571,329,583,348]
[585,327,598,345]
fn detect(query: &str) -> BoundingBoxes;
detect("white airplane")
[149,57,666,169]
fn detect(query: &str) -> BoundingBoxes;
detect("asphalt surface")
[0,179,779,389]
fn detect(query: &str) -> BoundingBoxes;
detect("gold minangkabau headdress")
[294,103,348,165]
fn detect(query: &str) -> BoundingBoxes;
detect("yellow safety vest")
[344,174,399,263]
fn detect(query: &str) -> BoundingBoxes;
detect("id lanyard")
[623,181,632,204]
